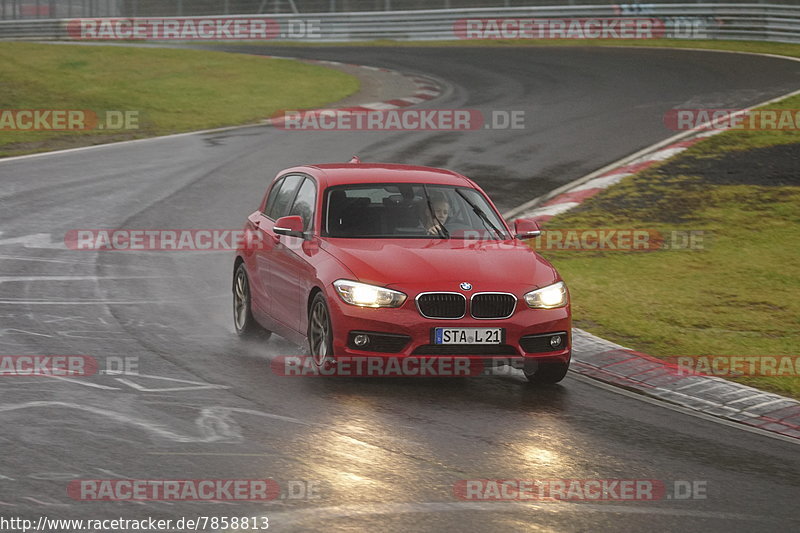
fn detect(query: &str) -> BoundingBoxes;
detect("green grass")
[539,169,800,399]
[0,43,359,157]
[676,101,800,156]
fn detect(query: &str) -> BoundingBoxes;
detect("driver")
[423,193,450,236]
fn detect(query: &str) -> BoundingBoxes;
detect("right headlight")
[333,279,407,308]
[524,281,568,309]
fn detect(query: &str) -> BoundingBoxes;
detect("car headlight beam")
[524,281,568,309]
[333,280,407,308]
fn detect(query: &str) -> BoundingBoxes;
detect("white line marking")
[569,374,799,445]
[570,173,632,192]
[746,398,796,411]
[356,102,399,110]
[0,254,97,265]
[38,374,121,390]
[0,276,168,283]
[20,497,68,507]
[725,394,773,406]
[0,295,220,305]
[0,328,52,338]
[649,146,690,161]
[0,232,64,249]
[114,373,230,393]
[0,401,235,443]
[0,401,241,442]
[520,202,580,217]
[673,380,711,391]
[398,97,426,104]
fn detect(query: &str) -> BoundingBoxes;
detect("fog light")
[354,334,370,347]
[550,335,563,348]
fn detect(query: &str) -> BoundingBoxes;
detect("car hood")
[320,238,558,293]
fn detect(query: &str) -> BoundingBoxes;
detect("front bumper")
[326,290,571,364]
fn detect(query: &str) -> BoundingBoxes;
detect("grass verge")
[0,42,359,157]
[538,145,800,399]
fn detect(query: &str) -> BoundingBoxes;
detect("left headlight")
[524,281,568,309]
[333,279,407,308]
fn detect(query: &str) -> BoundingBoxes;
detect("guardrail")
[4,1,800,20]
[0,4,798,44]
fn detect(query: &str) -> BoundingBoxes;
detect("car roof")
[285,162,475,188]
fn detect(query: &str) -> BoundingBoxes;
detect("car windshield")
[324,183,509,239]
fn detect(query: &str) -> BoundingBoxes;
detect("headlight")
[333,280,407,308]
[524,281,568,309]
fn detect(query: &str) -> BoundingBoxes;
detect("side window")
[263,177,284,217]
[288,178,316,231]
[265,174,303,220]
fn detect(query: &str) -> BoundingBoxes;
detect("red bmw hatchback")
[233,159,572,383]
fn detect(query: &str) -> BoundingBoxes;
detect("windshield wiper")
[455,189,505,240]
[422,184,449,239]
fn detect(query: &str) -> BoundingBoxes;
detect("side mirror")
[514,218,541,239]
[273,215,305,238]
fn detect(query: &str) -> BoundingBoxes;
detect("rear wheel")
[524,360,569,384]
[308,292,334,367]
[233,263,271,339]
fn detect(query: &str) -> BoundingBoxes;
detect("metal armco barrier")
[0,4,798,44]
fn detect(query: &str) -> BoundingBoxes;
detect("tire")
[523,361,570,384]
[307,292,334,367]
[233,263,271,339]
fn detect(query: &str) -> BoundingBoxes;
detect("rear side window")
[264,175,303,220]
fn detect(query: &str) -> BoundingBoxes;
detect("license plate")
[434,328,504,345]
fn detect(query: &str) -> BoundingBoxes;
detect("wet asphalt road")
[0,46,799,532]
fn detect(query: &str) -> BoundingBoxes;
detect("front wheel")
[523,361,569,384]
[308,292,334,367]
[233,263,271,339]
